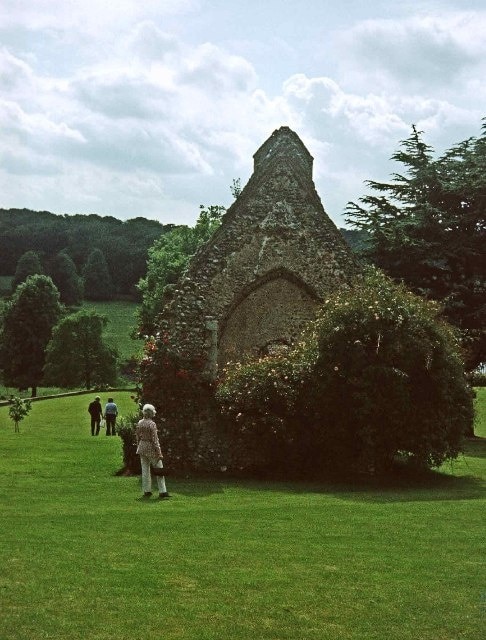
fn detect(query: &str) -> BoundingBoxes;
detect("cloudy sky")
[1,0,485,228]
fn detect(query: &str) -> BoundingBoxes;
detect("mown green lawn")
[0,391,484,640]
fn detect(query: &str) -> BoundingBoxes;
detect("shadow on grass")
[121,437,486,502]
[159,466,484,503]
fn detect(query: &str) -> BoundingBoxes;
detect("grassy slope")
[0,391,484,640]
[82,300,142,362]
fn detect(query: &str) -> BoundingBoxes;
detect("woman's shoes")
[139,491,170,500]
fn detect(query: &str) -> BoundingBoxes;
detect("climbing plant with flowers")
[139,318,218,468]
[216,267,474,476]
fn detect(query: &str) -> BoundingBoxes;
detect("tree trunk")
[31,386,37,398]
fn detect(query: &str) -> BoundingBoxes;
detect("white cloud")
[0,46,34,92]
[337,12,486,97]
[0,3,483,227]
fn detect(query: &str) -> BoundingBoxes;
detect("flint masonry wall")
[157,127,360,377]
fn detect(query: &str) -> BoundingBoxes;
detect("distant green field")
[0,391,484,640]
[0,284,141,363]
[0,300,141,398]
[82,300,142,362]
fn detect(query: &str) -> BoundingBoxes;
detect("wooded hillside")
[0,208,174,296]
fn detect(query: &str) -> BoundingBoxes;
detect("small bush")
[217,268,474,476]
[117,413,141,474]
[8,396,32,432]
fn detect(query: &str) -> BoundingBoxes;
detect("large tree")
[11,250,44,292]
[0,275,63,396]
[48,252,83,306]
[346,123,486,370]
[43,309,118,389]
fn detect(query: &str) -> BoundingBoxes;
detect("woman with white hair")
[135,403,170,499]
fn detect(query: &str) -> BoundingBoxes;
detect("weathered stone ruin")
[157,126,360,377]
[135,126,363,472]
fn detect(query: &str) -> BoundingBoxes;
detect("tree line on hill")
[0,209,172,299]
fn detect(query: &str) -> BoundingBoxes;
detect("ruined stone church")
[158,126,360,377]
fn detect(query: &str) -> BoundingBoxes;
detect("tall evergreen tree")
[346,123,486,369]
[82,248,113,301]
[0,275,63,396]
[48,252,83,306]
[11,250,44,292]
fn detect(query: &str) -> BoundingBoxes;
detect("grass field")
[82,300,142,362]
[0,390,484,640]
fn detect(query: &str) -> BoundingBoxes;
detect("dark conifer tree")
[82,248,113,301]
[48,252,83,306]
[346,123,486,369]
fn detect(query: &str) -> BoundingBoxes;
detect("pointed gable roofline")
[253,126,314,178]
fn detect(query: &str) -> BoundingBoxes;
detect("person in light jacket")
[135,404,170,499]
[88,395,103,436]
[104,397,118,436]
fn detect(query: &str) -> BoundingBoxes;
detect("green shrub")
[8,396,32,432]
[217,268,474,476]
[117,413,141,474]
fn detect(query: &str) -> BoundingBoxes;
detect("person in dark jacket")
[88,396,103,436]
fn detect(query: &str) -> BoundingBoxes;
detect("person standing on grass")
[135,404,170,500]
[88,395,103,436]
[104,397,118,435]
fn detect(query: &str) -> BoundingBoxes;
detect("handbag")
[100,418,105,428]
[151,465,169,476]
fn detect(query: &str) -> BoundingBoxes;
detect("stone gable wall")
[157,127,360,377]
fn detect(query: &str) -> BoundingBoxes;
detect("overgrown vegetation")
[216,268,474,476]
